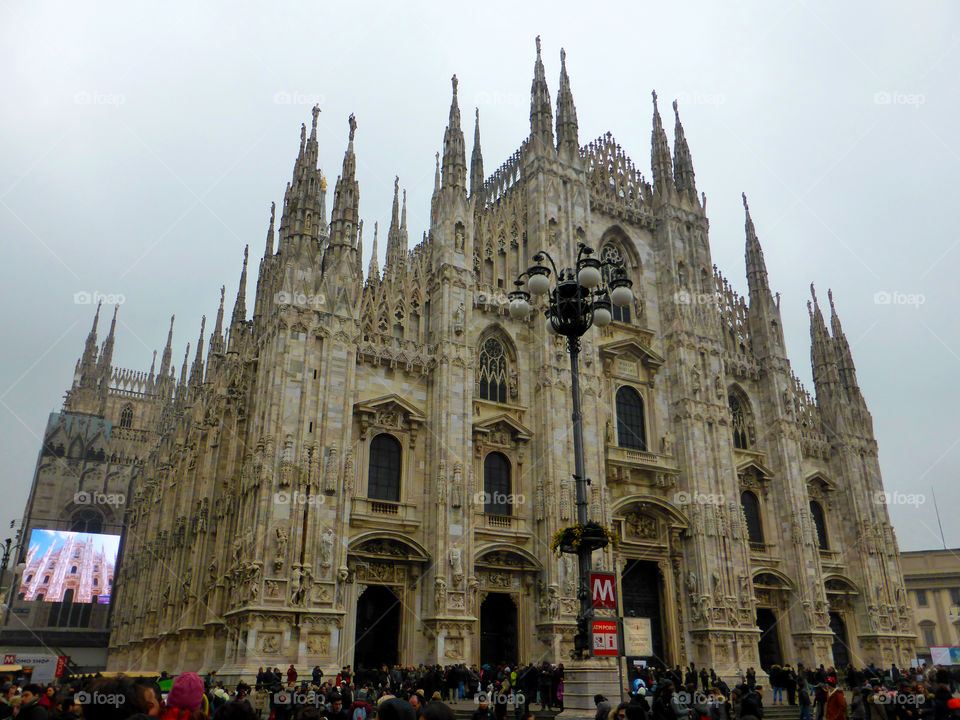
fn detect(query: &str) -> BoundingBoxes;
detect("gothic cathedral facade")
[45,42,910,675]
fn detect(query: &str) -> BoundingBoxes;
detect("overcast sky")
[1,1,958,554]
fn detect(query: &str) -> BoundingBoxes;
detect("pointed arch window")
[483,452,512,516]
[478,337,508,403]
[810,500,829,550]
[729,391,754,450]
[368,433,402,502]
[119,404,134,430]
[601,244,631,324]
[70,509,103,534]
[615,386,647,451]
[741,490,764,544]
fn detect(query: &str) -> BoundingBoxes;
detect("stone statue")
[449,546,463,586]
[323,444,339,495]
[342,449,355,495]
[320,527,335,569]
[509,370,519,399]
[434,576,447,613]
[436,459,447,505]
[453,303,465,335]
[451,463,463,508]
[274,527,288,572]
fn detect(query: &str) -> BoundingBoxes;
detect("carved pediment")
[354,394,426,437]
[472,413,532,445]
[805,471,837,494]
[736,457,774,483]
[475,545,542,572]
[349,533,430,563]
[599,338,665,374]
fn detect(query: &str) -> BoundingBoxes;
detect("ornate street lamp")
[509,242,634,657]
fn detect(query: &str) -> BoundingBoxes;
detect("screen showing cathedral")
[18,529,119,603]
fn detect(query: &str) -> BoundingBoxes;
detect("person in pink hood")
[162,672,208,720]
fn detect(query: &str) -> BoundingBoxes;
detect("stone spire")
[158,315,175,382]
[384,178,407,278]
[189,316,206,389]
[828,290,860,392]
[328,114,360,248]
[178,343,190,389]
[529,36,554,149]
[279,105,327,246]
[97,305,118,375]
[743,193,770,300]
[77,302,102,388]
[430,152,441,225]
[355,219,364,278]
[231,245,249,331]
[672,100,697,196]
[227,245,250,351]
[209,285,226,356]
[148,350,157,380]
[809,285,840,392]
[441,75,467,195]
[264,202,276,257]
[555,48,579,156]
[651,91,674,196]
[470,108,484,198]
[367,221,380,282]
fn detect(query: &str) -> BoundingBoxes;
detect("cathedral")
[9,39,916,677]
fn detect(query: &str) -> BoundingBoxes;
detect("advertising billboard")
[18,529,119,603]
[930,647,960,665]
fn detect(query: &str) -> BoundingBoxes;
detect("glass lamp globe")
[593,306,612,327]
[577,264,602,289]
[528,272,551,296]
[611,285,633,307]
[510,298,531,319]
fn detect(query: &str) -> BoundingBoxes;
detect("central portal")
[354,585,401,673]
[755,608,784,670]
[480,593,518,666]
[621,559,666,665]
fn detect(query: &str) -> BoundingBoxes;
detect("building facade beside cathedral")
[9,41,916,675]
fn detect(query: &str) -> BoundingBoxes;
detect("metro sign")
[592,620,619,656]
[591,571,617,608]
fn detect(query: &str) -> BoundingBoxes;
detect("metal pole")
[569,336,592,655]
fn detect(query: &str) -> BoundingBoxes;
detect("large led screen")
[18,529,120,603]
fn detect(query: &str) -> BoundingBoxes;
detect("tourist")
[470,695,494,720]
[594,694,613,720]
[162,673,208,720]
[823,679,845,720]
[739,684,763,720]
[420,701,455,720]
[78,676,159,720]
[287,667,298,688]
[770,666,783,706]
[799,680,813,720]
[18,685,49,720]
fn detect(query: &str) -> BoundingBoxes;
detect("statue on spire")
[311,105,321,131]
[348,113,357,141]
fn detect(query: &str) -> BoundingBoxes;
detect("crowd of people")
[1,662,960,720]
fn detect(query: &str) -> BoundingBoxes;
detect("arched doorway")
[830,612,850,669]
[480,593,518,667]
[756,608,783,670]
[354,585,401,673]
[621,559,665,666]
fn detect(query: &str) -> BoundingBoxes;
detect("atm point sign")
[591,571,617,608]
[592,620,619,656]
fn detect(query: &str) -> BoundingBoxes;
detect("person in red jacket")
[287,666,298,687]
[825,678,847,720]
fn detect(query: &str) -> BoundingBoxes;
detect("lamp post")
[509,242,634,658]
